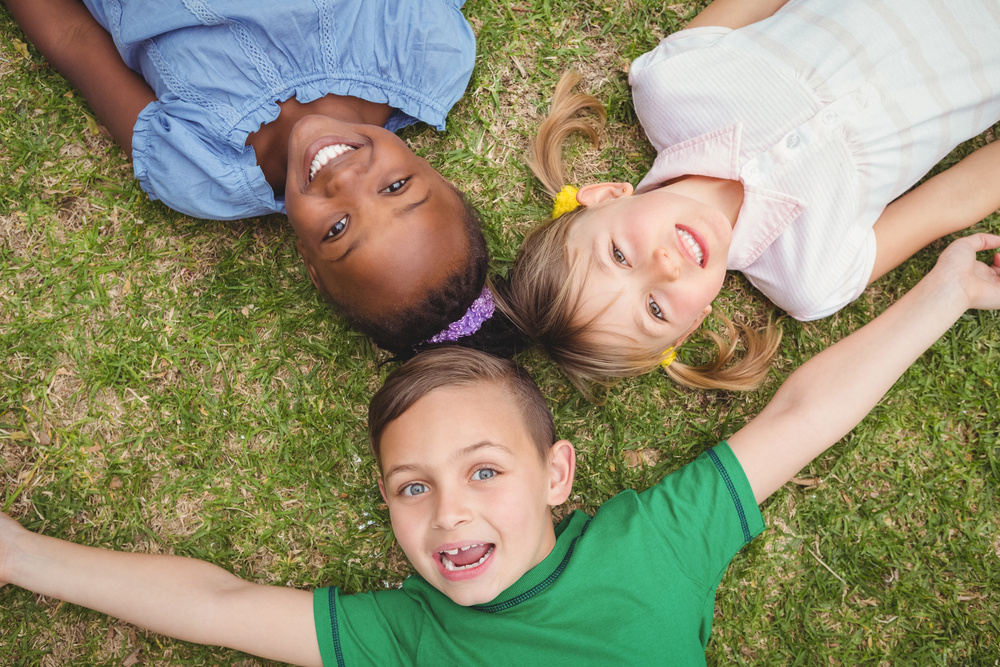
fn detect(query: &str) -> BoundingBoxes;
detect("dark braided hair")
[324,189,522,358]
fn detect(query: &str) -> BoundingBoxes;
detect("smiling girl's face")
[284,115,469,316]
[563,184,735,353]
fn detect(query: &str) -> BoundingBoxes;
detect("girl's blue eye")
[612,244,627,265]
[325,215,348,240]
[401,482,428,497]
[472,468,497,481]
[648,296,664,320]
[381,178,409,194]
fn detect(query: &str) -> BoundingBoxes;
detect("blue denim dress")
[82,0,476,220]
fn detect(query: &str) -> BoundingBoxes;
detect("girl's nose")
[652,247,681,281]
[317,159,366,196]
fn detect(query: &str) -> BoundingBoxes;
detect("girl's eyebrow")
[635,307,660,339]
[592,236,612,275]
[333,238,362,262]
[395,190,431,216]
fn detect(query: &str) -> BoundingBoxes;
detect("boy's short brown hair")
[368,347,555,471]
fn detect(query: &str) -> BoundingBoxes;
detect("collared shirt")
[630,0,1000,320]
[82,0,476,220]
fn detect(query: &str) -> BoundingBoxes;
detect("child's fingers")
[964,232,1000,252]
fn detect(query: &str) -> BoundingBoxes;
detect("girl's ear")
[378,478,389,505]
[546,440,577,506]
[675,305,713,347]
[576,182,634,207]
[295,239,323,291]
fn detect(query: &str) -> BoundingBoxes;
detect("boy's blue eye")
[612,244,627,265]
[648,296,664,320]
[381,177,409,194]
[472,468,497,481]
[401,482,428,497]
[325,215,348,240]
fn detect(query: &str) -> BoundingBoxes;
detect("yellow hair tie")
[552,185,581,219]
[660,346,677,369]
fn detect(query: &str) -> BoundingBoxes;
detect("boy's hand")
[927,233,1000,311]
[731,233,1000,504]
[0,511,28,588]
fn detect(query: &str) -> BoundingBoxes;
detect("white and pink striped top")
[630,0,1000,320]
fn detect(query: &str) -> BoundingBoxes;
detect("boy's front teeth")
[439,545,494,571]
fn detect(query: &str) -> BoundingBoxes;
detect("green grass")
[2,1,999,664]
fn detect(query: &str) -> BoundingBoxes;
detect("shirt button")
[823,111,837,124]
[745,164,758,177]
[786,134,799,148]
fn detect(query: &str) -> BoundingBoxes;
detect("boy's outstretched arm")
[7,0,155,154]
[0,513,322,667]
[729,234,1000,504]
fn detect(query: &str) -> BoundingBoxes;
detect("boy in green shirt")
[2,233,999,665]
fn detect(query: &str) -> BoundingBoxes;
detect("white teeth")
[677,229,704,267]
[443,548,459,555]
[439,545,494,572]
[309,144,356,182]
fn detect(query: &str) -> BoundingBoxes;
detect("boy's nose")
[432,488,472,531]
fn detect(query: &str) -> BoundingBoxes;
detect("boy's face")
[285,115,469,316]
[378,382,575,607]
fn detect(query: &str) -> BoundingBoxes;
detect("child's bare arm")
[870,140,1000,283]
[7,0,155,154]
[0,512,322,667]
[685,0,790,31]
[729,233,1000,504]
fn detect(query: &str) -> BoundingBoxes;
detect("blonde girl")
[501,0,1000,395]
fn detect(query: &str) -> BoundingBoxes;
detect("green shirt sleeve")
[635,441,766,589]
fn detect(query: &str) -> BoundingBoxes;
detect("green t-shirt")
[314,442,765,666]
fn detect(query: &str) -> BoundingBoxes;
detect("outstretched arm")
[870,140,1000,282]
[730,233,1000,503]
[685,0,789,30]
[0,513,322,667]
[7,0,155,154]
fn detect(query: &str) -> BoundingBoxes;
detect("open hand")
[930,233,1000,311]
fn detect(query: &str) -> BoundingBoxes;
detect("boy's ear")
[377,478,389,505]
[546,440,577,506]
[576,182,634,207]
[675,305,712,348]
[295,239,323,291]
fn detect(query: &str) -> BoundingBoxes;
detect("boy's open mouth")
[308,143,359,182]
[438,543,495,572]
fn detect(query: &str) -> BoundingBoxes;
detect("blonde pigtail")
[527,71,606,196]
[665,314,783,391]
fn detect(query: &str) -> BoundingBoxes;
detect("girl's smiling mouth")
[676,225,706,267]
[303,136,361,185]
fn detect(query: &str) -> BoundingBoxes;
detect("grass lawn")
[2,1,998,664]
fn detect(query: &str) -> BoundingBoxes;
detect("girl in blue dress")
[9,0,504,355]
